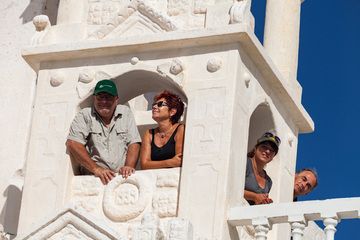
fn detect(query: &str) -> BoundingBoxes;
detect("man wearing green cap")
[66,79,141,184]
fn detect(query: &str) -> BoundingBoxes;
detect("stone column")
[57,0,87,24]
[263,0,302,82]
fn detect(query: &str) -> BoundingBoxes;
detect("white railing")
[228,197,360,240]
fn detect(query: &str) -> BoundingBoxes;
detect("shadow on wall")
[20,0,59,25]
[0,184,22,237]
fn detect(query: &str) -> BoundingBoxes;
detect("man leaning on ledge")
[66,79,141,185]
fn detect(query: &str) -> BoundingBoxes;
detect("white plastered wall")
[0,0,60,235]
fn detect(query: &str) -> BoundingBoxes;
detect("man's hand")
[93,166,115,185]
[119,166,135,179]
[254,193,273,205]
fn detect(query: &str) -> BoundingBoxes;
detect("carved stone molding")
[207,57,222,73]
[102,175,151,222]
[22,208,125,240]
[89,0,178,40]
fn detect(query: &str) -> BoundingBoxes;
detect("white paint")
[0,1,354,240]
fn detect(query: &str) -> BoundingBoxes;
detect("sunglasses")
[263,132,281,144]
[152,101,168,108]
[258,143,276,154]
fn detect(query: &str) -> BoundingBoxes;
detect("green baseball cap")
[93,79,118,96]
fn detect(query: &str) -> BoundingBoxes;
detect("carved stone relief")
[89,0,178,40]
[190,123,222,156]
[229,0,252,25]
[48,224,92,240]
[23,209,124,240]
[49,71,64,87]
[194,0,215,14]
[167,0,190,16]
[77,70,111,99]
[193,88,226,120]
[102,175,151,222]
[157,59,185,87]
[206,57,222,73]
[31,15,51,46]
[156,172,179,188]
[88,0,130,25]
[167,218,193,240]
[132,213,164,240]
[153,188,178,217]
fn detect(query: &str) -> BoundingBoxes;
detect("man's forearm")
[66,140,98,173]
[124,143,140,168]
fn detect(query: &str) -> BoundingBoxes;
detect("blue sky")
[252,0,360,238]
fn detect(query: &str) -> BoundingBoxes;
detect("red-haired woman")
[140,90,185,169]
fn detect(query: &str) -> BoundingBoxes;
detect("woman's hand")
[170,153,183,167]
[253,193,273,205]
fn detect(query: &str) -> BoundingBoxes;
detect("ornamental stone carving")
[88,0,129,25]
[156,172,179,187]
[166,218,193,240]
[243,71,251,88]
[73,177,102,196]
[206,57,222,73]
[152,189,178,217]
[229,0,252,25]
[170,59,185,76]
[89,0,177,40]
[132,213,164,240]
[49,71,64,87]
[102,175,151,222]
[167,0,190,16]
[194,0,214,14]
[31,15,51,45]
[33,15,50,31]
[78,69,95,84]
[131,57,140,65]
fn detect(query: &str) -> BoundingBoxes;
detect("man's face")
[94,92,118,120]
[294,170,317,197]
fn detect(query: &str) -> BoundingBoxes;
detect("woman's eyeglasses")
[152,101,168,108]
[263,132,281,144]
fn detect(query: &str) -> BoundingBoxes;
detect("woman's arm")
[140,125,185,169]
[244,190,273,205]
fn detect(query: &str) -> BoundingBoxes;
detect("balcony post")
[323,218,339,240]
[291,221,306,240]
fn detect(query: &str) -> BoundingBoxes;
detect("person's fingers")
[100,175,106,185]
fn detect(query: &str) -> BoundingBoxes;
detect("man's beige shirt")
[67,105,141,172]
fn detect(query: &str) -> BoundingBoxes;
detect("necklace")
[158,124,175,138]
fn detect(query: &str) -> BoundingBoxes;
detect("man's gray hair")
[298,168,319,189]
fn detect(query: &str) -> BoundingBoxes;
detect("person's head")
[152,90,184,124]
[93,79,119,120]
[247,132,281,166]
[294,168,318,197]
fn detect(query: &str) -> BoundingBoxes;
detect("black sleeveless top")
[151,125,181,160]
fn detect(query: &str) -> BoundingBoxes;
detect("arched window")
[72,70,187,174]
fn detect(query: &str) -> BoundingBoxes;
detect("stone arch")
[247,102,276,153]
[79,70,187,109]
[73,70,188,173]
